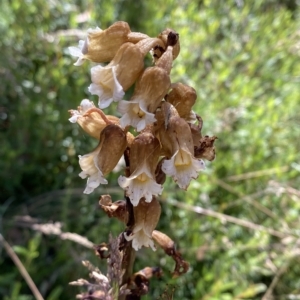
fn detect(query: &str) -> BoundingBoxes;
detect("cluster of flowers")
[68,21,216,252]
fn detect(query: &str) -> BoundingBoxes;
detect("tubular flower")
[118,132,162,206]
[89,38,164,109]
[161,148,205,189]
[117,100,156,132]
[79,125,127,194]
[118,48,172,131]
[158,104,205,189]
[124,198,161,251]
[68,21,131,65]
[69,99,119,139]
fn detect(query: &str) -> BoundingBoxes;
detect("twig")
[0,234,44,300]
[224,166,289,182]
[261,262,289,300]
[166,199,294,239]
[215,179,276,219]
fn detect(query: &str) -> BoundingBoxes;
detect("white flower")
[68,40,87,66]
[118,167,163,206]
[118,100,156,132]
[68,27,102,66]
[78,150,108,194]
[68,99,95,123]
[124,223,156,251]
[162,148,205,190]
[89,65,125,109]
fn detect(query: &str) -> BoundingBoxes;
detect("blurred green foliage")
[1,0,300,299]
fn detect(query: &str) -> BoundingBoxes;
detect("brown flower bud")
[166,83,197,120]
[152,230,175,252]
[157,28,180,60]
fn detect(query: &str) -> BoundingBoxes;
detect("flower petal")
[118,172,163,206]
[118,100,156,131]
[162,149,205,189]
[89,65,124,109]
[78,153,108,194]
[68,40,87,66]
[124,230,156,251]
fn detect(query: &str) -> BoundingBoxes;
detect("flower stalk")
[67,21,216,299]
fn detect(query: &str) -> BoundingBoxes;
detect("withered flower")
[118,132,162,206]
[79,125,127,194]
[124,198,161,251]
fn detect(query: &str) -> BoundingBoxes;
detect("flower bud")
[152,230,175,252]
[157,28,180,60]
[79,124,127,194]
[118,132,162,206]
[124,197,161,251]
[69,21,131,65]
[166,83,197,120]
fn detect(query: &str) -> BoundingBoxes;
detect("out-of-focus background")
[1,0,300,299]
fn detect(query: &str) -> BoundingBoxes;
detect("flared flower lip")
[124,228,156,251]
[118,166,163,206]
[78,151,108,194]
[162,148,205,190]
[118,99,156,132]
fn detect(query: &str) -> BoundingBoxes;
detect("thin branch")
[224,166,289,182]
[215,179,277,219]
[0,234,44,300]
[166,199,295,239]
[262,262,289,300]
